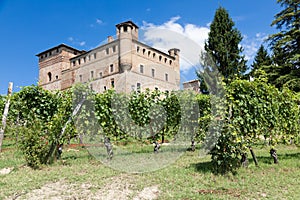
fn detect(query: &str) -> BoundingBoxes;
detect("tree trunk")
[249,146,258,166]
[241,152,248,167]
[270,148,279,164]
[0,82,13,152]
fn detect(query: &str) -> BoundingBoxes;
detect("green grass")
[0,136,300,199]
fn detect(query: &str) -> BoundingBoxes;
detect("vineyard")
[0,78,299,173]
[0,78,300,199]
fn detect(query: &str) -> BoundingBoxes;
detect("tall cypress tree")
[250,45,272,78]
[268,0,300,91]
[204,7,247,83]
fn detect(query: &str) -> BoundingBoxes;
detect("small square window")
[165,73,169,81]
[151,69,155,77]
[137,83,141,92]
[90,71,94,79]
[111,79,115,88]
[140,64,144,73]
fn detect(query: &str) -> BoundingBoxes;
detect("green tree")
[250,45,272,78]
[204,7,247,83]
[268,0,300,91]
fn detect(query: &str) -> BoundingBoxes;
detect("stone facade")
[183,79,200,93]
[37,21,180,93]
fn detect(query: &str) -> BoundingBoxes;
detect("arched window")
[48,72,52,82]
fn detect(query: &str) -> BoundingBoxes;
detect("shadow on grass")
[190,161,214,174]
[253,152,300,164]
[190,152,300,174]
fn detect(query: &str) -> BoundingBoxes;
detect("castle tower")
[168,48,180,86]
[36,44,83,91]
[116,21,139,72]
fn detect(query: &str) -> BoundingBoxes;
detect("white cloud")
[68,37,86,47]
[241,32,268,63]
[96,18,103,25]
[146,8,151,12]
[141,16,210,73]
[79,41,86,46]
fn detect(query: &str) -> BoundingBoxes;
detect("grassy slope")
[0,137,299,199]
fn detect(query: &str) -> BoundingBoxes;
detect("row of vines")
[1,79,299,173]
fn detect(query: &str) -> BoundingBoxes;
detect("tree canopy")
[203,7,247,83]
[268,0,300,91]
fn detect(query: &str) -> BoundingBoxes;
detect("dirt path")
[9,174,159,200]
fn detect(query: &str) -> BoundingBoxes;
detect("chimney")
[108,36,114,43]
[168,48,180,58]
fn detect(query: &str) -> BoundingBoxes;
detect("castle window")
[55,75,58,80]
[165,73,169,81]
[113,46,116,53]
[110,64,114,72]
[88,55,91,61]
[56,49,59,53]
[49,51,52,56]
[111,79,115,88]
[106,48,109,55]
[78,59,81,65]
[41,55,43,59]
[143,49,146,55]
[131,85,135,91]
[137,46,140,53]
[124,26,128,32]
[47,72,52,82]
[169,60,172,65]
[148,51,151,57]
[140,64,144,73]
[104,86,107,91]
[153,53,156,58]
[90,71,94,79]
[79,75,83,82]
[137,82,141,92]
[151,69,155,77]
[99,72,103,78]
[83,57,86,63]
[94,53,96,59]
[165,58,167,63]
[159,55,162,61]
[72,61,76,66]
[45,53,47,58]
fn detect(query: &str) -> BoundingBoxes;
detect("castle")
[36,21,180,93]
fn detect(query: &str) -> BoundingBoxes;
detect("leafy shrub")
[18,118,50,169]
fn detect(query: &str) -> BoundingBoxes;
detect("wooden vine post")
[0,82,13,152]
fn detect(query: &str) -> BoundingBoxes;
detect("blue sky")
[0,0,281,94]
